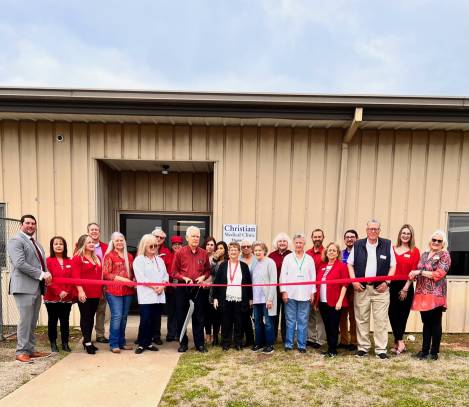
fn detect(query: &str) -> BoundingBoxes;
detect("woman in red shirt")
[72,234,102,354]
[315,242,349,357]
[103,232,135,353]
[389,224,420,355]
[45,236,75,353]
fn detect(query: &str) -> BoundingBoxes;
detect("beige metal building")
[0,87,468,332]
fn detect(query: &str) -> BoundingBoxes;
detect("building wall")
[1,120,468,331]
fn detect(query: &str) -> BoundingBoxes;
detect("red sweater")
[268,250,292,279]
[72,255,103,299]
[44,257,76,302]
[102,251,135,297]
[315,260,349,308]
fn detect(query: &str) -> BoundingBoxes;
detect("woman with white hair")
[268,232,292,342]
[103,232,135,353]
[409,230,451,360]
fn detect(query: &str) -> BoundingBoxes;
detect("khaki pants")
[354,286,389,354]
[94,296,108,339]
[307,306,326,345]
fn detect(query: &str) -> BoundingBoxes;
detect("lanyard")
[228,261,239,284]
[293,254,306,273]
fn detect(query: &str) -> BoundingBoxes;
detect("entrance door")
[119,213,211,256]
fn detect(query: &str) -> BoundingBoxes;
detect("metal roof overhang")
[0,87,468,131]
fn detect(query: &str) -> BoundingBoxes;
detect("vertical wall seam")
[455,132,463,209]
[386,130,396,229]
[51,123,57,233]
[0,122,4,203]
[188,125,193,161]
[419,131,430,238]
[254,127,261,226]
[34,122,40,220]
[403,131,412,221]
[205,126,210,161]
[321,130,328,227]
[155,125,159,160]
[271,128,278,232]
[221,126,227,224]
[137,124,142,160]
[371,130,378,218]
[171,125,176,161]
[287,129,294,232]
[238,127,244,221]
[438,132,447,226]
[353,132,362,227]
[303,129,312,234]
[119,124,124,159]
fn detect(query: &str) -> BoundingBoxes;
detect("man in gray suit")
[7,214,52,363]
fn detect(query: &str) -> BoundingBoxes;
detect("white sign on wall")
[222,224,257,243]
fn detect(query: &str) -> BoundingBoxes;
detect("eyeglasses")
[367,228,380,232]
[155,236,165,239]
[241,245,251,249]
[148,244,157,249]
[431,238,443,243]
[345,236,356,239]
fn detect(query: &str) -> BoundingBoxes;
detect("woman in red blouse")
[103,232,135,353]
[389,224,420,355]
[409,230,451,360]
[45,236,75,353]
[315,242,349,357]
[72,234,102,354]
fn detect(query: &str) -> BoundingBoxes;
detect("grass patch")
[160,333,469,406]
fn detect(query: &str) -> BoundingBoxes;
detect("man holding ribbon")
[170,225,211,353]
[7,215,52,363]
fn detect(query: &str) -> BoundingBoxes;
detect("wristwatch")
[385,281,391,287]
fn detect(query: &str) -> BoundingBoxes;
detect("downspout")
[335,107,363,242]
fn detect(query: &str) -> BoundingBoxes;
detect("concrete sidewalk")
[0,316,181,407]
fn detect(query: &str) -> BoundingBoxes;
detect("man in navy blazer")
[7,214,52,363]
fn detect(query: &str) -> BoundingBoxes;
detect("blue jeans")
[253,304,275,347]
[105,294,133,349]
[284,299,310,349]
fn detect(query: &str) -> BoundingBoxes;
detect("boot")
[50,342,59,353]
[62,343,71,352]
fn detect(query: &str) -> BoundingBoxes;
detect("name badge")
[84,261,89,264]
[65,265,71,268]
[404,254,411,258]
[297,274,305,280]
[380,255,387,260]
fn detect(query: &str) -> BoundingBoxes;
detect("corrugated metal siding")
[0,120,468,331]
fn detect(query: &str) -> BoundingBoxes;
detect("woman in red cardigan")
[45,236,76,353]
[103,232,135,353]
[72,234,102,354]
[315,242,349,357]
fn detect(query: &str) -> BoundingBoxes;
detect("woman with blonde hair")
[72,234,102,354]
[133,234,169,354]
[409,230,451,360]
[103,232,135,353]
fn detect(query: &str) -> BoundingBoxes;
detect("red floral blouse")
[411,250,451,312]
[103,250,135,297]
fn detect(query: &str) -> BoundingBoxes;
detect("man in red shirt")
[170,226,211,353]
[305,228,326,349]
[87,222,109,344]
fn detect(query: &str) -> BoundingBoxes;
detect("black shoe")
[135,346,144,354]
[50,342,59,353]
[146,345,159,351]
[96,337,109,344]
[152,338,163,346]
[165,336,175,342]
[414,351,429,360]
[90,343,98,351]
[235,345,242,351]
[308,342,321,349]
[83,344,96,355]
[222,346,229,351]
[197,346,208,353]
[62,343,71,352]
[348,344,358,351]
[298,348,307,354]
[252,345,263,352]
[178,344,188,353]
[355,350,368,358]
[376,353,389,360]
[429,353,438,360]
[262,345,274,354]
[284,347,292,352]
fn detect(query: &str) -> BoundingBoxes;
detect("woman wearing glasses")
[389,224,420,355]
[409,230,451,360]
[133,234,169,354]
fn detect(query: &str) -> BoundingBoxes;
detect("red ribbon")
[52,274,409,287]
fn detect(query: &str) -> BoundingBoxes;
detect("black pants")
[319,302,342,354]
[273,292,286,342]
[138,303,161,348]
[175,286,205,348]
[201,289,213,335]
[165,289,178,340]
[388,281,414,341]
[421,306,444,355]
[45,302,72,344]
[152,303,164,340]
[221,301,243,348]
[242,308,254,346]
[77,298,100,344]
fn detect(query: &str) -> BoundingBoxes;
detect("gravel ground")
[0,328,81,400]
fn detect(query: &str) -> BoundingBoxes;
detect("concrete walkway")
[0,316,181,407]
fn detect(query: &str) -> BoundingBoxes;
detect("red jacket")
[315,260,349,308]
[44,257,77,302]
[71,255,103,299]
